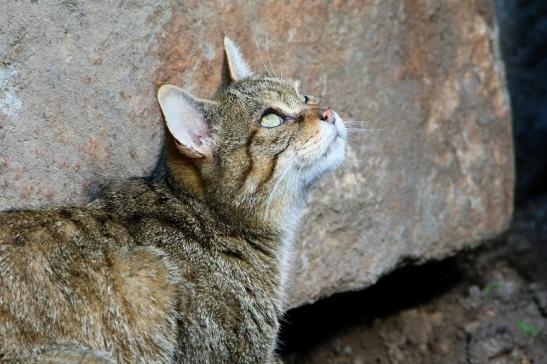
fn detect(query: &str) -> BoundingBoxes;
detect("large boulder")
[0,0,513,309]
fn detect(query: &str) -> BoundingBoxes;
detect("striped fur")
[0,37,346,363]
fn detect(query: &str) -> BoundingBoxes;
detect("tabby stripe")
[256,131,295,191]
[221,248,247,262]
[245,238,275,259]
[239,129,258,188]
[149,215,211,249]
[257,154,278,190]
[58,208,89,235]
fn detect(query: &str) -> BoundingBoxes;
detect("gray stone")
[0,1,513,309]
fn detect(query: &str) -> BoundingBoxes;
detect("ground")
[280,196,547,364]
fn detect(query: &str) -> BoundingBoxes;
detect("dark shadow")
[278,257,463,357]
[494,0,547,204]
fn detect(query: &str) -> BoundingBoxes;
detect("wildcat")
[0,37,347,363]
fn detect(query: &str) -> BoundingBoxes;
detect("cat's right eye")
[261,113,283,128]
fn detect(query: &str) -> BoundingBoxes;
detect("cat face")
[158,37,346,223]
[211,76,346,192]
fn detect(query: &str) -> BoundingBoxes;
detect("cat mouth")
[321,133,344,159]
[332,112,347,140]
[298,130,346,186]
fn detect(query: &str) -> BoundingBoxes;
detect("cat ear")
[157,85,213,159]
[222,36,253,83]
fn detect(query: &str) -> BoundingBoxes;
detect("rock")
[468,285,482,308]
[0,1,513,308]
[468,324,516,364]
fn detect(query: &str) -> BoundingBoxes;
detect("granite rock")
[0,0,513,309]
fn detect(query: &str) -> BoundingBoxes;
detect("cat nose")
[320,108,335,124]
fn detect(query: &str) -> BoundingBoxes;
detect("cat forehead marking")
[267,101,303,116]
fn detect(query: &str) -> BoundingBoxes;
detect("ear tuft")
[157,85,212,159]
[223,36,253,82]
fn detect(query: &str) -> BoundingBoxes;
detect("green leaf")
[483,282,502,295]
[516,321,542,337]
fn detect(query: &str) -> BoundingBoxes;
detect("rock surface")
[0,1,513,308]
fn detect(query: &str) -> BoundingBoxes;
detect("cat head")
[157,37,346,231]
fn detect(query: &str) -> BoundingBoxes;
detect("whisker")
[344,125,383,129]
[265,31,278,78]
[348,129,372,134]
[345,127,384,132]
[281,61,290,80]
[343,119,383,133]
[345,130,383,138]
[343,122,362,127]
[344,120,373,124]
[254,35,272,78]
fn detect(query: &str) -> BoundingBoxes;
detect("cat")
[0,37,347,363]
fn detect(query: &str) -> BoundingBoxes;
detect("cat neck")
[153,141,302,293]
[154,138,304,242]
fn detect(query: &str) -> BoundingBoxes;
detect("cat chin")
[300,135,346,186]
[319,136,346,172]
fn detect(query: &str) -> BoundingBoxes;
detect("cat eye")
[261,113,283,128]
[300,95,309,104]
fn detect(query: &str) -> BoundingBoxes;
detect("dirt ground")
[280,196,547,364]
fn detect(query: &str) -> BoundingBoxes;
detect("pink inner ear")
[192,134,204,146]
[163,98,208,150]
[158,85,213,158]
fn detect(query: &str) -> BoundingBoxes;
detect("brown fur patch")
[165,133,205,196]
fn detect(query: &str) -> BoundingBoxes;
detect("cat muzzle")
[332,111,347,140]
